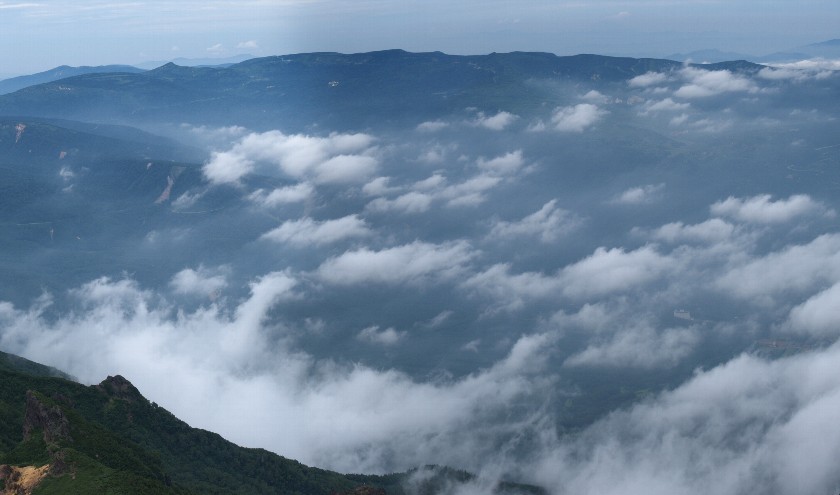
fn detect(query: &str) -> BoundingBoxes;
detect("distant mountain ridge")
[0,65,144,95]
[665,37,840,63]
[0,49,765,131]
[133,53,256,70]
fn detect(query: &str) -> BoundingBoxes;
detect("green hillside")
[0,352,545,494]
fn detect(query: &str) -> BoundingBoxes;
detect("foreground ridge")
[0,350,544,495]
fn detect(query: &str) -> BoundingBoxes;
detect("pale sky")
[0,0,837,75]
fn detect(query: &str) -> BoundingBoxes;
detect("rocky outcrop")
[22,391,71,444]
[0,464,50,495]
[97,375,143,402]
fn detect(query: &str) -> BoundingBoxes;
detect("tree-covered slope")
[0,354,545,494]
[0,65,145,96]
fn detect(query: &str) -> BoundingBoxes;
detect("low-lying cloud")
[710,194,833,224]
[550,103,605,132]
[316,241,476,286]
[261,215,371,246]
[674,67,758,98]
[204,130,378,185]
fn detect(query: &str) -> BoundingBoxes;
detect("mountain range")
[1,46,839,494]
[0,66,145,96]
[666,38,840,63]
[0,50,763,131]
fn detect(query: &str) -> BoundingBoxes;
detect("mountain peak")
[154,62,180,70]
[98,374,143,402]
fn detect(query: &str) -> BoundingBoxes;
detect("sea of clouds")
[3,62,840,494]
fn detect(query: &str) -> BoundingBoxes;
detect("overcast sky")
[0,0,838,74]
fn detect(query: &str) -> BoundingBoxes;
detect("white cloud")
[611,183,664,205]
[652,218,736,244]
[248,182,314,207]
[773,59,840,70]
[489,200,581,243]
[559,245,673,299]
[170,266,228,296]
[438,174,502,207]
[203,150,254,184]
[416,120,450,132]
[203,130,378,185]
[364,168,507,213]
[417,146,448,164]
[464,244,673,310]
[0,275,556,474]
[425,310,453,328]
[564,325,699,369]
[412,174,446,191]
[526,120,547,132]
[710,194,833,224]
[237,40,259,50]
[581,89,608,103]
[548,302,616,334]
[462,264,563,311]
[716,234,840,304]
[473,111,518,131]
[356,326,406,346]
[261,215,370,246]
[366,192,433,214]
[314,154,378,183]
[462,339,481,352]
[550,104,605,132]
[758,67,808,81]
[317,241,476,286]
[786,282,840,337]
[362,176,401,196]
[476,150,525,175]
[628,71,669,87]
[642,97,690,113]
[670,113,690,126]
[533,347,840,495]
[674,67,757,98]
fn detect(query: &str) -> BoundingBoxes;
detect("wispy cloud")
[472,111,519,131]
[489,200,581,243]
[317,241,476,286]
[610,183,665,205]
[261,215,371,246]
[237,39,259,50]
[710,194,834,224]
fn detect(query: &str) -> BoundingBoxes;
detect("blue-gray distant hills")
[0,50,763,130]
[0,65,145,95]
[666,38,840,63]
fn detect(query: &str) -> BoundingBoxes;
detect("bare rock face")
[22,391,71,444]
[0,464,51,495]
[97,375,143,402]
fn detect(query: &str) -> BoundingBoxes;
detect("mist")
[1,55,840,493]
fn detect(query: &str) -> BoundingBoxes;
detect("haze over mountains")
[1,45,840,494]
[666,38,840,63]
